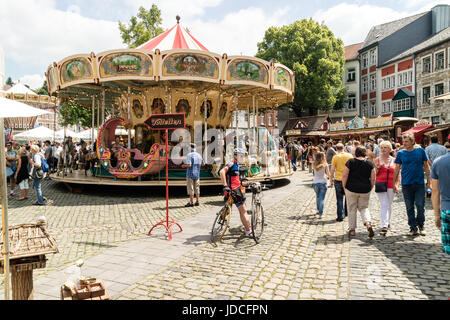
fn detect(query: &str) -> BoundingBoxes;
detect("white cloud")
[0,1,123,75]
[313,3,410,45]
[187,6,290,56]
[124,0,223,24]
[18,74,46,90]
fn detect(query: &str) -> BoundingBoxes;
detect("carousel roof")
[137,16,208,51]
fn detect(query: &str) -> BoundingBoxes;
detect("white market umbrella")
[13,126,55,142]
[0,97,50,300]
[54,128,77,142]
[75,128,98,141]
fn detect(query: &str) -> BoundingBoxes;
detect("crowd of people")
[4,137,97,206]
[284,134,450,255]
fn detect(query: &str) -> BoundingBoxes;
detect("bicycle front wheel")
[251,203,264,243]
[211,205,231,243]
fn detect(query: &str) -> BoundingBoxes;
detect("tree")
[118,4,164,48]
[256,19,346,116]
[6,77,14,86]
[34,80,48,96]
[58,100,93,128]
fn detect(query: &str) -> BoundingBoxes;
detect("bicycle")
[210,178,272,244]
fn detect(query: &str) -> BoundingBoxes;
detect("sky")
[0,0,444,89]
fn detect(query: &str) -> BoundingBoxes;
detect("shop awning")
[326,128,393,137]
[402,125,434,135]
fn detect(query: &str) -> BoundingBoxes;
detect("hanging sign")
[144,113,185,130]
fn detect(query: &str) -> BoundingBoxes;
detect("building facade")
[415,36,450,125]
[359,4,450,119]
[326,43,363,123]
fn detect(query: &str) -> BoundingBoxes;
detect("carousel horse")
[57,137,75,176]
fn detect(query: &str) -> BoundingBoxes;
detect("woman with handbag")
[342,146,376,237]
[29,145,45,206]
[375,141,397,235]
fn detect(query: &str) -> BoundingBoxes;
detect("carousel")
[46,17,295,186]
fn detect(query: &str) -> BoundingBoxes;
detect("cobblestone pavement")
[1,170,449,300]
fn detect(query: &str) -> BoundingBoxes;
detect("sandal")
[366,223,374,238]
[348,229,355,236]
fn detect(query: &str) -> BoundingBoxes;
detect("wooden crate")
[60,280,110,300]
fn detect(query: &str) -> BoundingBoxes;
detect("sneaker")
[33,202,45,206]
[336,217,343,222]
[194,201,200,206]
[244,229,253,237]
[418,225,425,236]
[409,227,419,236]
[367,226,375,238]
[185,202,194,207]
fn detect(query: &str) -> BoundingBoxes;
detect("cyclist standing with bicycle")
[219,148,252,237]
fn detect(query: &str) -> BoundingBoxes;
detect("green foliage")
[118,4,164,48]
[256,19,346,115]
[33,80,49,96]
[58,100,94,128]
[6,77,14,86]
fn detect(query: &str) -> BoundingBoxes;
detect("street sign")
[144,113,185,130]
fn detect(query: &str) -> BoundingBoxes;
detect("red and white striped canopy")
[137,20,208,52]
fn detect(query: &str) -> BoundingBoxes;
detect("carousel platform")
[49,170,293,188]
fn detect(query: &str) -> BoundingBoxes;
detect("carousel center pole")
[1,118,11,300]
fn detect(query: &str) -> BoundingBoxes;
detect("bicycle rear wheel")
[211,205,231,243]
[251,203,264,243]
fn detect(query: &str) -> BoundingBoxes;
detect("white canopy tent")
[0,97,51,300]
[5,83,36,95]
[54,128,77,142]
[13,126,55,142]
[75,128,98,141]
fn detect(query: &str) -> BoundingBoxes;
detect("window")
[398,73,403,86]
[362,103,368,117]
[260,115,265,125]
[362,53,368,68]
[408,71,413,84]
[362,77,368,93]
[423,86,430,104]
[347,93,356,110]
[382,101,391,113]
[382,79,386,90]
[370,101,377,117]
[422,56,431,73]
[435,51,445,70]
[435,83,444,96]
[370,74,376,91]
[347,68,356,82]
[370,49,377,65]
[431,116,440,125]
[391,75,395,88]
[393,98,410,111]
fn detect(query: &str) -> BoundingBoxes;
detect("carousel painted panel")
[46,66,59,94]
[98,50,154,81]
[272,65,294,93]
[59,55,94,88]
[225,57,270,88]
[160,50,221,83]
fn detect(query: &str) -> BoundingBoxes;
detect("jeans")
[402,184,425,229]
[334,180,347,219]
[291,158,297,171]
[32,178,44,204]
[313,183,327,215]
